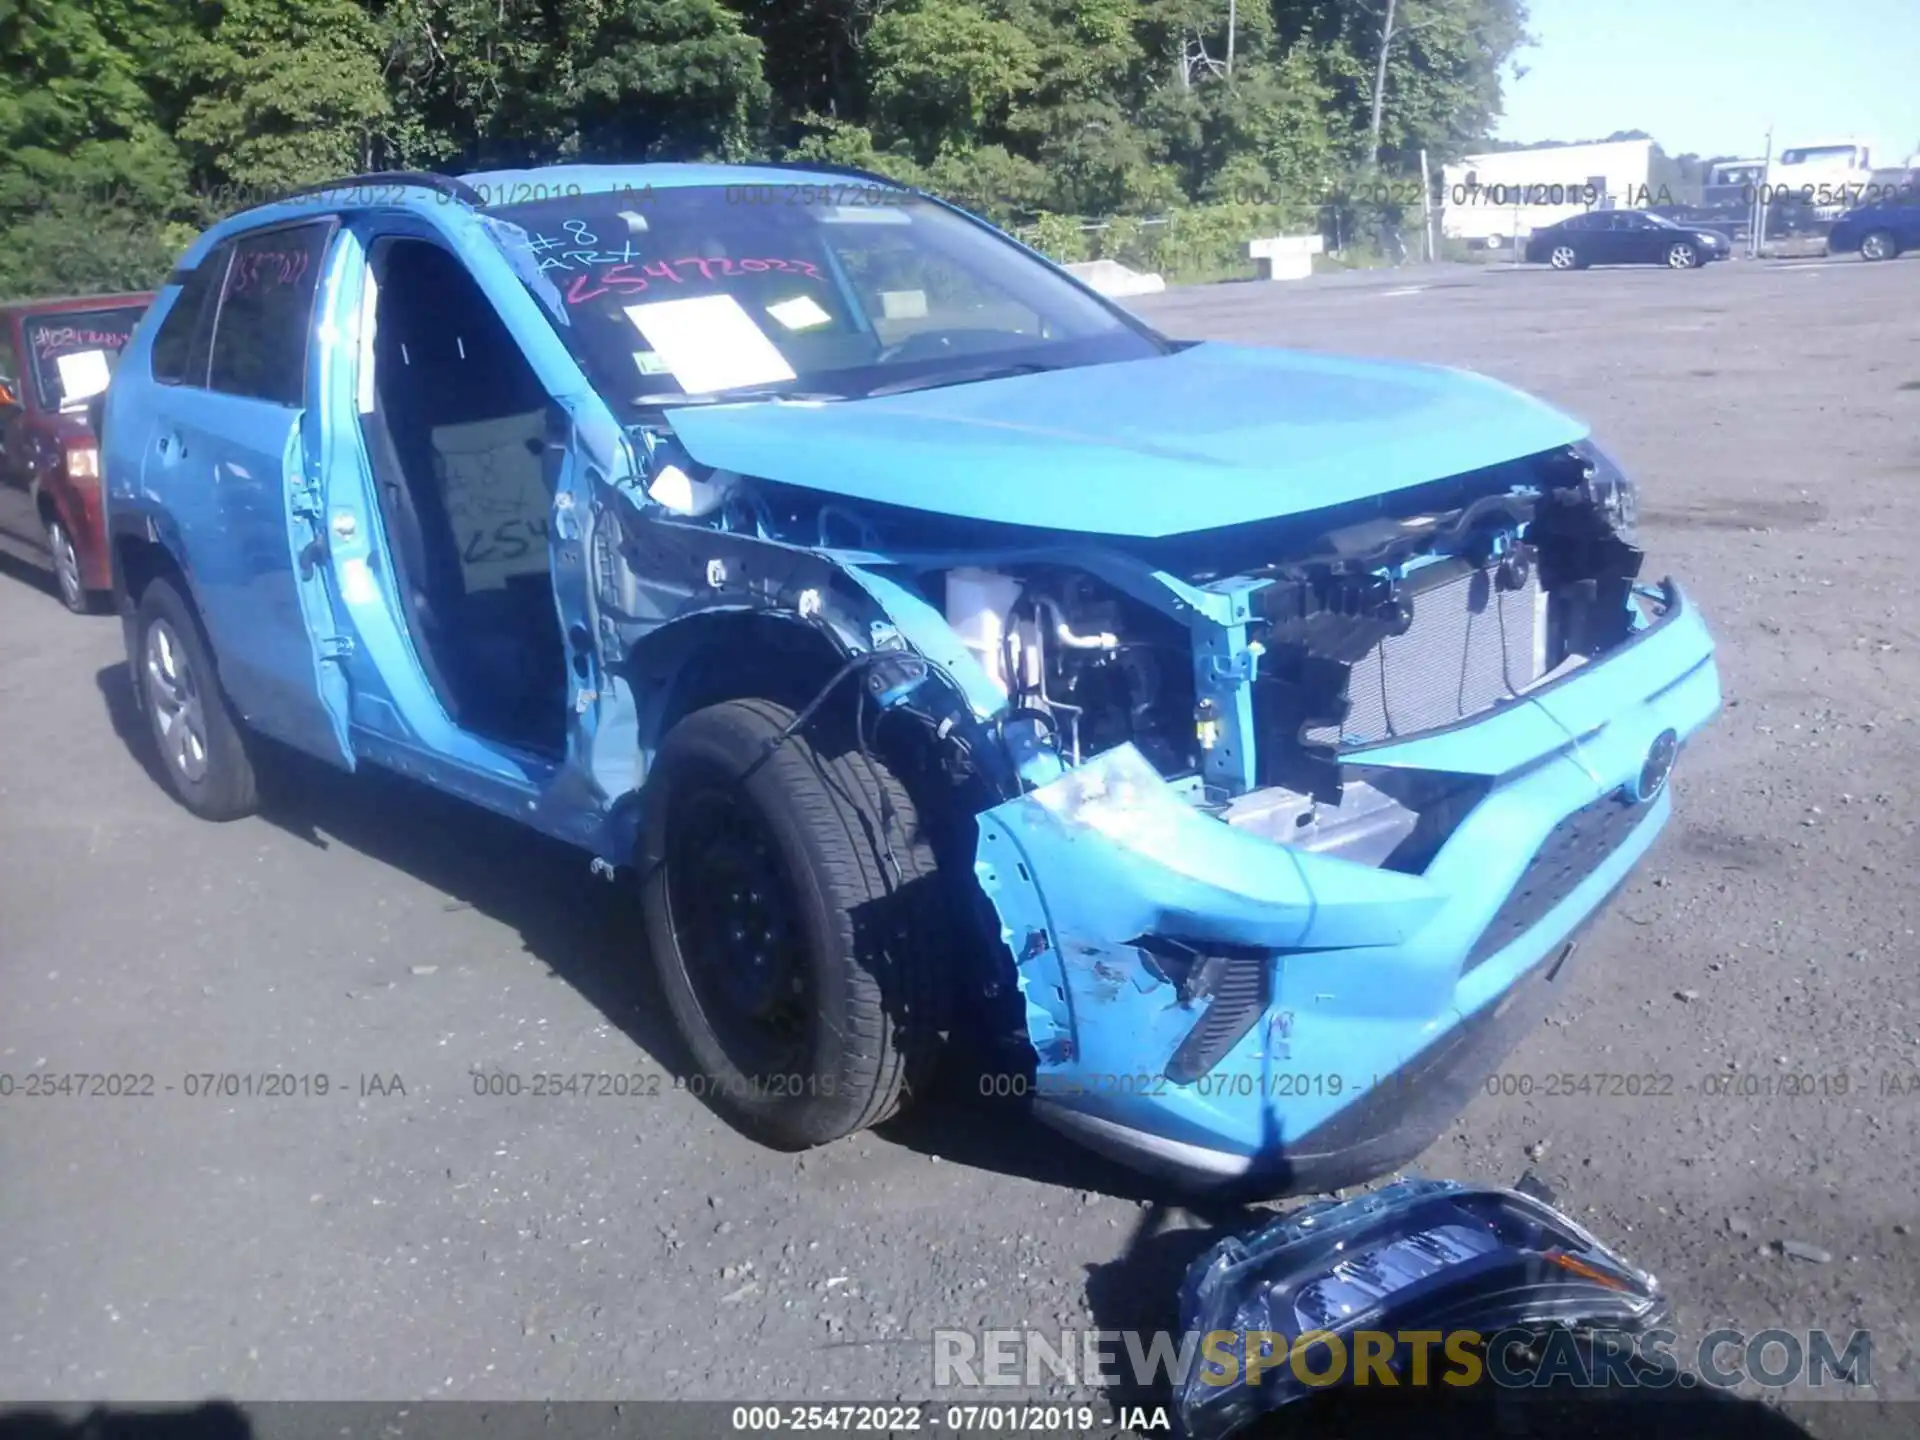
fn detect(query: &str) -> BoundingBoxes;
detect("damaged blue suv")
[100,164,1719,1190]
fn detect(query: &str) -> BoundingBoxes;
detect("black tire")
[639,697,949,1150]
[1666,241,1701,269]
[132,577,260,821]
[45,515,99,615]
[1860,229,1899,261]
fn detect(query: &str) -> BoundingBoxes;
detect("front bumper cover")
[973,581,1721,1191]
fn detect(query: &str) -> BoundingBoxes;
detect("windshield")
[488,185,1165,419]
[24,307,145,412]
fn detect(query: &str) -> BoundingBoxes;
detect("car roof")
[461,162,897,196]
[175,162,910,275]
[0,292,154,318]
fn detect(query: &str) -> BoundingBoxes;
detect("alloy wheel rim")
[50,523,83,609]
[1551,246,1575,269]
[1670,245,1696,268]
[1863,235,1888,259]
[144,619,210,784]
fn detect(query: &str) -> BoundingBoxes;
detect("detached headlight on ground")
[1175,1178,1665,1440]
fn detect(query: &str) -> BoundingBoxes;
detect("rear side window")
[207,222,334,405]
[152,248,230,387]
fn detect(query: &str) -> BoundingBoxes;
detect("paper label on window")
[623,295,795,395]
[55,349,113,405]
[633,349,670,375]
[880,290,929,321]
[765,295,832,331]
[431,410,552,591]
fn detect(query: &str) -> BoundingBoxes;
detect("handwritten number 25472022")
[563,256,823,306]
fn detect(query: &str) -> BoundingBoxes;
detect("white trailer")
[1441,138,1657,250]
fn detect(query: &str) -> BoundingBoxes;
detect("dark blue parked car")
[1827,193,1920,260]
[98,164,1719,1191]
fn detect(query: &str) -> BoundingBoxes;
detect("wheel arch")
[598,609,864,870]
[602,605,984,910]
[109,514,213,697]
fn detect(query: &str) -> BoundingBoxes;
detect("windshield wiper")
[635,386,846,412]
[861,360,1060,399]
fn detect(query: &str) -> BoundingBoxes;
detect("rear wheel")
[1548,244,1580,270]
[134,578,260,820]
[1860,229,1899,261]
[1666,241,1700,269]
[640,697,950,1149]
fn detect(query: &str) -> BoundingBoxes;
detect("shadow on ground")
[95,660,693,1085]
[0,543,60,608]
[0,1406,251,1440]
[94,658,1178,1200]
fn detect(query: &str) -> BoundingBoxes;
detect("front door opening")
[359,237,567,756]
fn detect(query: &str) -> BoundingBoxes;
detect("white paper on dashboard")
[880,290,929,321]
[623,295,796,394]
[765,295,832,331]
[56,349,113,404]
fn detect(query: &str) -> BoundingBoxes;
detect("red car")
[0,292,154,612]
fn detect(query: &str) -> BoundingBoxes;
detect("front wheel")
[45,516,97,615]
[1860,229,1899,261]
[134,578,260,820]
[1666,242,1700,269]
[639,697,950,1149]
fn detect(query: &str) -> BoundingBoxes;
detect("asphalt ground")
[2,251,1917,1424]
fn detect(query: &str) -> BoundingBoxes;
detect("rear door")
[1601,213,1642,263]
[149,219,354,767]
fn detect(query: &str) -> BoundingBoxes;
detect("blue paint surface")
[667,342,1588,537]
[975,585,1720,1176]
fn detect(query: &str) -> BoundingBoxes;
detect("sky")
[1495,0,1920,165]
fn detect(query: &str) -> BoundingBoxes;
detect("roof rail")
[753,159,916,190]
[273,171,486,208]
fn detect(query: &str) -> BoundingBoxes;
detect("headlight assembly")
[1176,1178,1666,1440]
[1571,438,1639,543]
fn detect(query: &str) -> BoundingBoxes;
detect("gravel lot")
[2,254,1917,1426]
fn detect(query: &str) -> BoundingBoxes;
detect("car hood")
[663,341,1589,539]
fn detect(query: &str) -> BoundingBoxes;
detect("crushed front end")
[952,441,1720,1189]
[606,406,1719,1190]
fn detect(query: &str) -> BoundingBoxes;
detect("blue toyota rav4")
[101,164,1719,1189]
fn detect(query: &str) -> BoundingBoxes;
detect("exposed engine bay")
[596,432,1650,881]
[919,438,1645,813]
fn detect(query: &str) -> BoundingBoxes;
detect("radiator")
[1307,560,1548,748]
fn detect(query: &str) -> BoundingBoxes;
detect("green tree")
[865,2,1039,162]
[176,0,392,190]
[0,0,195,294]
[570,0,771,161]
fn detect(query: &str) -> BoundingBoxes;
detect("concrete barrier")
[1248,234,1325,281]
[1062,259,1167,297]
